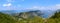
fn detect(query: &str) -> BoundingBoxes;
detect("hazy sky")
[0,0,60,10]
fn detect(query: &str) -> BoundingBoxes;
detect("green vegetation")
[0,10,60,23]
[0,12,16,23]
[47,10,60,23]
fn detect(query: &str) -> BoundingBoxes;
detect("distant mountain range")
[0,10,57,18]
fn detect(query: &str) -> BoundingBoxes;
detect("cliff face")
[17,10,43,19]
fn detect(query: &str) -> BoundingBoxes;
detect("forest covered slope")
[0,10,60,23]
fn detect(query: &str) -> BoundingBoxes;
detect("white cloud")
[1,4,22,10]
[1,4,60,11]
[24,4,60,11]
[3,3,12,7]
[25,6,51,10]
[55,4,60,9]
[56,4,60,6]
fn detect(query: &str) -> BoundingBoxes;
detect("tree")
[50,10,60,19]
[0,12,16,23]
[48,10,60,23]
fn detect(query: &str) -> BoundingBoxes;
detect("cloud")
[0,4,60,11]
[25,6,51,10]
[24,4,60,11]
[3,3,12,7]
[0,4,22,10]
[55,4,60,9]
[56,4,60,6]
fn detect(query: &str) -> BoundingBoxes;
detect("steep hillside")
[14,10,43,19]
[13,10,44,23]
[0,12,16,23]
[47,10,60,23]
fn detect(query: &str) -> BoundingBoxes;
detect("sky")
[0,0,60,18]
[0,0,60,10]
